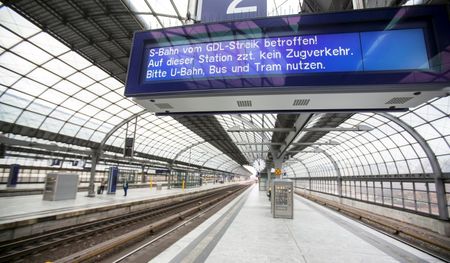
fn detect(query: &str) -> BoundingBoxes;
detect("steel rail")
[0,186,242,262]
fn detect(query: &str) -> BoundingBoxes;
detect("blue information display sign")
[125,5,450,97]
[144,29,428,83]
[107,167,118,194]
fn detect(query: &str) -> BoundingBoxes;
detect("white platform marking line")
[294,195,443,262]
[149,185,253,262]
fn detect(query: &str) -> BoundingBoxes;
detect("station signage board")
[199,0,267,23]
[143,29,429,83]
[125,5,450,113]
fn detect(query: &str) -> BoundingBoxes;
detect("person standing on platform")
[99,179,106,194]
[123,180,129,196]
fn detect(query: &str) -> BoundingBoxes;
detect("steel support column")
[322,151,342,198]
[380,113,448,220]
[291,157,311,191]
[87,148,101,197]
[170,141,209,169]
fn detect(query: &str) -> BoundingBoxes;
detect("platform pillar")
[87,148,100,197]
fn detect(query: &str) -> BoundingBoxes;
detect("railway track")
[0,184,249,263]
[61,183,250,263]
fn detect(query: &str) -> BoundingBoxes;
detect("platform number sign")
[200,0,267,23]
[227,0,257,14]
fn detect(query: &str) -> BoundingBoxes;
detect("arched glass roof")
[124,0,302,29]
[216,114,277,163]
[0,1,448,179]
[285,97,450,178]
[0,4,249,176]
[0,6,141,142]
[105,112,243,171]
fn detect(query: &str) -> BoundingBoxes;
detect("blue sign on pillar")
[200,0,267,23]
[7,164,19,187]
[107,167,119,194]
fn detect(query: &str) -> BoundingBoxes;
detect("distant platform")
[153,185,442,263]
[0,182,167,197]
[0,182,239,242]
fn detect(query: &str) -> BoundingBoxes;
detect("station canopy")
[0,0,448,178]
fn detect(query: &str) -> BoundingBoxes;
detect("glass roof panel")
[94,111,113,122]
[431,118,450,136]
[64,98,86,112]
[415,124,441,140]
[60,122,81,137]
[11,41,52,64]
[135,14,160,30]
[42,59,77,78]
[268,0,302,16]
[28,32,70,56]
[78,104,100,116]
[103,92,123,103]
[49,107,72,121]
[0,51,36,75]
[0,26,21,48]
[100,78,122,89]
[40,117,65,131]
[73,89,97,103]
[431,96,450,113]
[1,88,33,108]
[59,51,91,70]
[16,111,45,128]
[414,104,446,122]
[40,89,68,105]
[0,103,21,122]
[27,99,55,115]
[0,67,20,86]
[86,83,110,96]
[67,72,95,87]
[116,110,133,119]
[0,7,40,37]
[12,78,45,97]
[147,0,177,16]
[82,66,109,81]
[76,127,95,140]
[116,99,136,109]
[104,104,122,115]
[28,68,61,86]
[52,81,80,97]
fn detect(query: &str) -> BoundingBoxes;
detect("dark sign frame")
[125,5,450,97]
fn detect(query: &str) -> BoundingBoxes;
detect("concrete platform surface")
[0,182,232,225]
[153,184,443,263]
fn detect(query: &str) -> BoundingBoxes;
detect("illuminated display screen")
[125,5,450,97]
[144,29,429,82]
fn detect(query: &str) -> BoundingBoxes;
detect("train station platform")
[153,184,443,263]
[0,182,237,241]
[0,182,168,197]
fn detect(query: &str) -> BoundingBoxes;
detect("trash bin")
[156,182,162,190]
